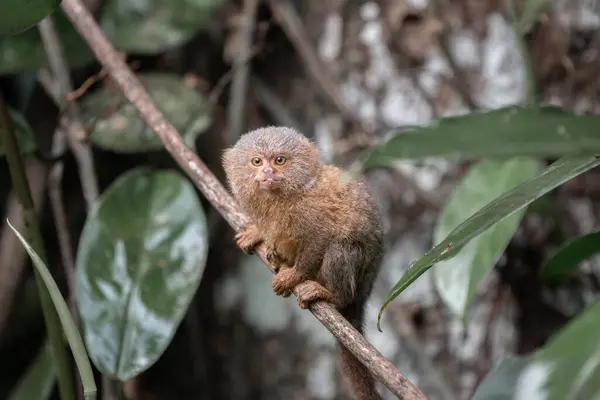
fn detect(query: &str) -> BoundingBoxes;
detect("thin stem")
[0,94,75,400]
[227,0,259,143]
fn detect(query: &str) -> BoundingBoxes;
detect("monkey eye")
[251,157,263,166]
[274,156,287,166]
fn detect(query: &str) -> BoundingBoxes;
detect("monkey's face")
[249,154,290,191]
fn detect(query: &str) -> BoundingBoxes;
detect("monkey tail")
[338,303,382,400]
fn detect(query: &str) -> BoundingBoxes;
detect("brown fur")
[223,126,384,400]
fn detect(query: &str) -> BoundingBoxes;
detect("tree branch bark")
[60,0,427,398]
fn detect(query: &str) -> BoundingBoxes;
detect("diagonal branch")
[60,0,427,398]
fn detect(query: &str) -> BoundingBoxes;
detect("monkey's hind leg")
[235,224,263,253]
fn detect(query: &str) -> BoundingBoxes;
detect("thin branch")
[38,16,100,207]
[250,74,302,130]
[0,157,48,337]
[428,0,478,110]
[60,0,427,398]
[267,0,356,121]
[227,0,259,143]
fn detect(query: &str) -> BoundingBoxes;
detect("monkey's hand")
[235,224,263,254]
[272,268,303,298]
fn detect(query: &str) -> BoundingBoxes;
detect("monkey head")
[223,126,322,197]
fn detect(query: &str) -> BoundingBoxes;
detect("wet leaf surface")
[75,168,208,380]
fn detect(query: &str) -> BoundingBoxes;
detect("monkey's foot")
[235,224,263,253]
[295,281,333,309]
[272,268,301,298]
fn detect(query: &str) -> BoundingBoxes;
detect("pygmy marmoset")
[223,126,384,400]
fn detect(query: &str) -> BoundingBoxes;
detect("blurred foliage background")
[1,0,600,399]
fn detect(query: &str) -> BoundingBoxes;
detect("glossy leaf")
[433,158,542,321]
[0,10,93,74]
[354,106,600,172]
[473,299,600,400]
[377,155,600,330]
[0,0,59,36]
[472,354,534,400]
[8,341,56,400]
[540,230,600,284]
[7,221,97,400]
[75,168,209,380]
[0,108,37,156]
[79,73,211,153]
[99,0,227,54]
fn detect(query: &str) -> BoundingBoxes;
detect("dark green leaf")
[472,354,534,400]
[0,10,93,74]
[7,221,97,400]
[377,155,600,330]
[541,230,600,284]
[99,0,227,54]
[7,341,56,400]
[75,168,209,380]
[473,299,600,400]
[0,0,59,36]
[355,106,600,171]
[80,73,211,153]
[433,158,542,321]
[0,108,37,156]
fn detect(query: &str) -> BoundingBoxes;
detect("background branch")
[60,0,427,397]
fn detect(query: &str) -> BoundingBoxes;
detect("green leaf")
[7,341,56,400]
[99,0,227,54]
[377,155,600,330]
[0,10,93,74]
[473,298,600,400]
[433,158,543,321]
[75,167,209,380]
[540,230,600,284]
[79,73,212,153]
[0,108,37,156]
[354,106,600,171]
[0,0,60,36]
[7,220,97,400]
[472,355,534,400]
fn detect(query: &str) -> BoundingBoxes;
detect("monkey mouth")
[258,176,281,188]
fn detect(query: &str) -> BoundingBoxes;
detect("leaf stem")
[0,93,75,400]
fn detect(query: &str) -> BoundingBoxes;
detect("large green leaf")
[353,106,600,171]
[0,0,60,36]
[79,73,211,153]
[473,299,600,400]
[99,0,227,54]
[7,341,56,400]
[540,230,600,284]
[7,221,97,400]
[0,108,37,156]
[0,10,93,74]
[75,168,209,380]
[433,158,542,321]
[377,155,600,330]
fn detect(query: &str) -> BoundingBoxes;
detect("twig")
[39,16,104,400]
[429,0,478,110]
[0,157,48,337]
[0,92,76,400]
[60,0,427,397]
[250,74,302,130]
[267,0,356,121]
[227,0,259,143]
[38,16,100,207]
